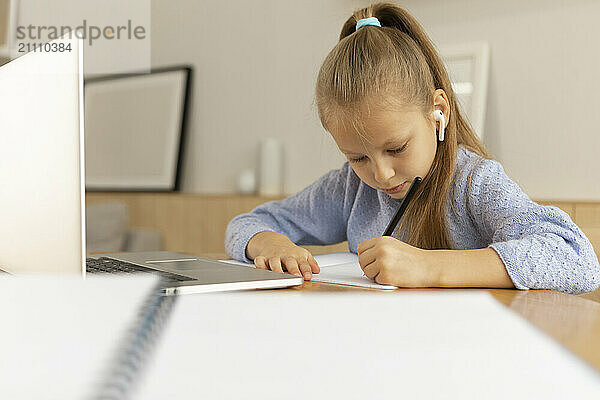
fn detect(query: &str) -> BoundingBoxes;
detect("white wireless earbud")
[433,110,445,142]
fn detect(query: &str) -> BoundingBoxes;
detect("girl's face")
[329,104,439,200]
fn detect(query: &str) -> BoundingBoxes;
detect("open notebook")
[134,291,600,399]
[221,252,397,289]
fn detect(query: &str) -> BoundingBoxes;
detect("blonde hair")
[315,2,490,250]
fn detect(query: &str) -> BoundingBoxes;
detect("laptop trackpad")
[147,259,229,271]
[146,259,292,281]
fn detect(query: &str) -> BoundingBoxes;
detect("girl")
[225,2,600,294]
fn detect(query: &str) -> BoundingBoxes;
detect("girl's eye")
[389,144,407,154]
[349,155,367,163]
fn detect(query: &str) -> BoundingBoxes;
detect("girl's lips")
[382,181,407,194]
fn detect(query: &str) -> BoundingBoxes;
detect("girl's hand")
[357,236,437,287]
[246,231,320,280]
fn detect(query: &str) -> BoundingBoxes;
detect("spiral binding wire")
[88,282,178,400]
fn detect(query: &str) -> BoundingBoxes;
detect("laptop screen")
[0,37,86,275]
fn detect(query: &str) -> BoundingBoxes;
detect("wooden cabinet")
[85,193,348,256]
[86,192,600,260]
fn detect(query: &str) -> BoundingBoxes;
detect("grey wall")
[152,0,600,200]
[389,0,600,200]
[151,0,350,195]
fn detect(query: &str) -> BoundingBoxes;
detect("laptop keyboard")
[86,257,192,282]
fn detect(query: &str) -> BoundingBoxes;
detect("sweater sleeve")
[225,163,357,262]
[465,157,600,294]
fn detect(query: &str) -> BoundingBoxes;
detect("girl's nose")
[372,159,395,185]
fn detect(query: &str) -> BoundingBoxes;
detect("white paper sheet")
[220,252,397,289]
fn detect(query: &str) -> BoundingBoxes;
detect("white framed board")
[84,66,192,191]
[440,41,490,140]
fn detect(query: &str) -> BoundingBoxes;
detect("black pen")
[383,177,422,236]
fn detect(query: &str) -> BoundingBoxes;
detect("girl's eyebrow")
[341,149,365,155]
[381,136,408,148]
[341,136,409,153]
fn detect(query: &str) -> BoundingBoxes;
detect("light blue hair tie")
[355,17,381,31]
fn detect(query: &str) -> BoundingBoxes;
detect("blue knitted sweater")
[225,145,600,294]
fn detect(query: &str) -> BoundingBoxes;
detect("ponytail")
[316,2,490,250]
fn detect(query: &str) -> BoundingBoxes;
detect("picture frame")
[439,41,490,140]
[0,0,18,63]
[84,66,192,192]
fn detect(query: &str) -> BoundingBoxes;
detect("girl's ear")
[432,88,451,141]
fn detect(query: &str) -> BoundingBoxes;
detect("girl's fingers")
[358,248,376,270]
[362,261,379,280]
[298,260,312,280]
[357,238,377,253]
[283,257,301,277]
[308,255,320,274]
[269,257,283,273]
[254,256,267,270]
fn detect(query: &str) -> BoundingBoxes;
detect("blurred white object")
[86,201,162,253]
[236,169,257,194]
[126,228,163,252]
[258,138,283,196]
[86,201,129,252]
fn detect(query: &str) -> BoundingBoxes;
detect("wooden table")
[202,253,600,373]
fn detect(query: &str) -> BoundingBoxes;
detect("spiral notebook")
[6,276,600,399]
[0,275,171,400]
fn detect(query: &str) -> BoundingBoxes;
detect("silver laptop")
[0,36,302,295]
